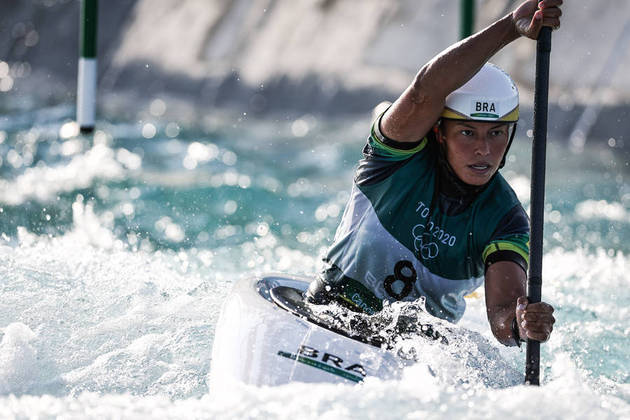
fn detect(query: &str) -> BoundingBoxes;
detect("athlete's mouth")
[468,163,492,171]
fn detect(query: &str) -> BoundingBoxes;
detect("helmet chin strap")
[498,122,518,169]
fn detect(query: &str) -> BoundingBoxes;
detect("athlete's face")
[438,120,511,186]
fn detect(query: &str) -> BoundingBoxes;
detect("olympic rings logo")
[412,223,439,259]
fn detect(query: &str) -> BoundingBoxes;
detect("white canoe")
[209,274,406,387]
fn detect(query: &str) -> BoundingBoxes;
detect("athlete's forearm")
[382,13,521,142]
[485,261,527,346]
[413,13,520,101]
[488,303,520,346]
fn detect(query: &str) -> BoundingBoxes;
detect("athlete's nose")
[475,137,491,156]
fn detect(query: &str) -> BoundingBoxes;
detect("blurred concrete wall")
[1,0,629,138]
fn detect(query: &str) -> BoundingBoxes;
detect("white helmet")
[441,63,519,122]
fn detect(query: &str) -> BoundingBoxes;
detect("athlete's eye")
[460,129,474,137]
[489,129,507,138]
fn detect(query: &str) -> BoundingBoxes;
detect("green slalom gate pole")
[525,25,552,386]
[460,0,475,39]
[77,0,98,134]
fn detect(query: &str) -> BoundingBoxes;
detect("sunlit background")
[0,1,628,418]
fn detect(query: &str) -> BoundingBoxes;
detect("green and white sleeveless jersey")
[322,117,529,322]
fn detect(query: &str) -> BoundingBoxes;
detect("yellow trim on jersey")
[482,240,529,266]
[369,114,428,157]
[370,133,428,156]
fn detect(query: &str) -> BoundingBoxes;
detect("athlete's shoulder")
[357,114,437,186]
[365,112,429,160]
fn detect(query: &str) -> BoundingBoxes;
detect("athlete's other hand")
[512,0,563,40]
[515,296,555,342]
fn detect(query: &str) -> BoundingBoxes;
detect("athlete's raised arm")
[380,0,562,143]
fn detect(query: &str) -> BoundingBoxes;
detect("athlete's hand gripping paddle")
[525,24,552,386]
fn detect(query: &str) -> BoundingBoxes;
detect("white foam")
[544,247,628,310]
[1,370,627,420]
[0,226,627,418]
[0,323,38,395]
[0,144,141,206]
[70,196,121,250]
[575,199,629,221]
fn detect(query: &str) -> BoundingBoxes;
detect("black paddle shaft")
[526,26,552,386]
